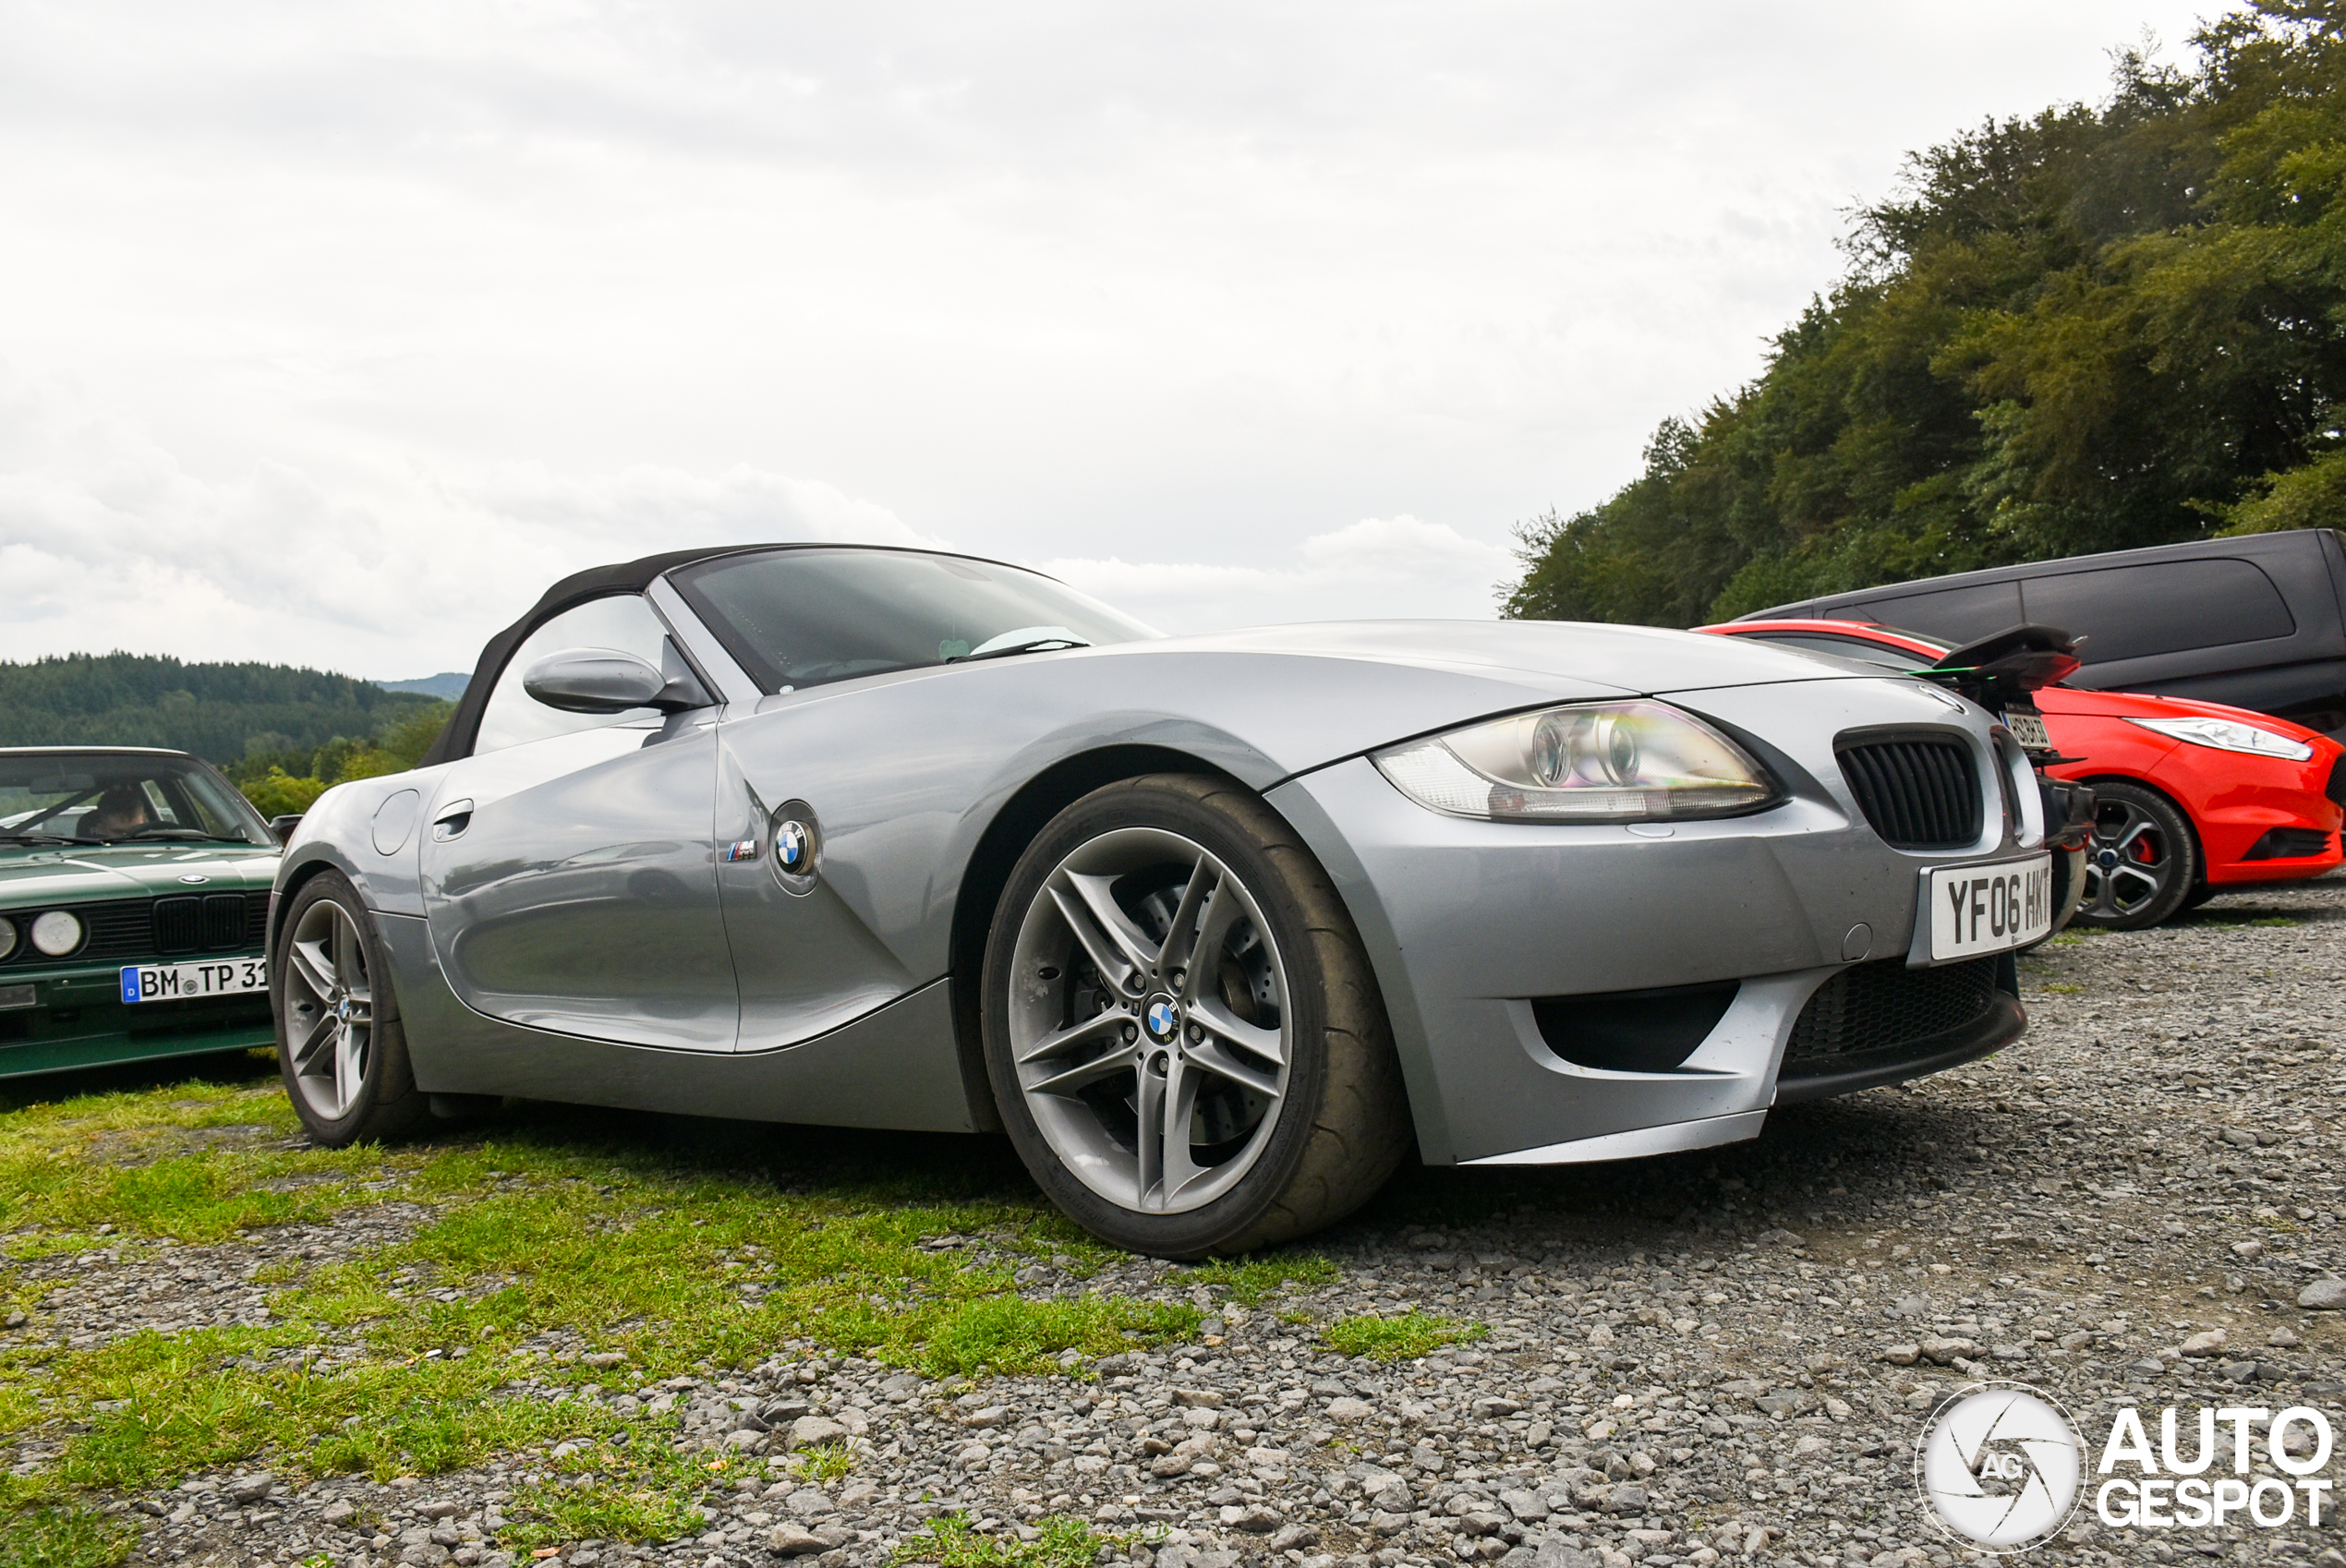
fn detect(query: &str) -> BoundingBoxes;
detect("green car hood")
[0,843,282,905]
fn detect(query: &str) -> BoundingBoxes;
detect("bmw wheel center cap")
[1143,995,1179,1045]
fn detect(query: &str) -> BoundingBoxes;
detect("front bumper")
[2050,744,2345,887]
[1268,676,2039,1165]
[0,960,273,1080]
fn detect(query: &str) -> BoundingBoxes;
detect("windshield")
[671,549,1158,694]
[0,753,273,847]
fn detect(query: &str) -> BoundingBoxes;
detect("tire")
[273,871,429,1145]
[980,774,1410,1257]
[2069,781,2200,930]
[2178,884,2219,913]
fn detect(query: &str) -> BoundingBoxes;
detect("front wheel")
[2070,781,2200,930]
[273,872,428,1145]
[981,775,1409,1256]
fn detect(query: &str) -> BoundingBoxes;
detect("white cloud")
[0,1,2215,676]
[0,365,931,677]
[1043,516,1516,633]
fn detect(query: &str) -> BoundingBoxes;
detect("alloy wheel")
[1006,826,1290,1214]
[2080,796,2176,922]
[283,899,374,1120]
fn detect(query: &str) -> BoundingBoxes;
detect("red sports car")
[1698,620,2346,928]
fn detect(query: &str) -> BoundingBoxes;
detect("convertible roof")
[418,544,749,767]
[419,541,1031,766]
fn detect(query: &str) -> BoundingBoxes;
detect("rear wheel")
[274,873,428,1145]
[2071,781,2199,930]
[981,775,1409,1256]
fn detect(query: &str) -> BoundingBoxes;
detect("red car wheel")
[2073,780,2201,930]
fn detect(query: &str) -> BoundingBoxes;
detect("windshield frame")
[667,546,1156,696]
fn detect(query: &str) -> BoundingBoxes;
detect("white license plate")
[2003,706,2050,750]
[1926,855,2054,962]
[119,957,268,1004]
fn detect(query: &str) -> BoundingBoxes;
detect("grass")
[896,1513,1124,1568]
[920,1295,1199,1376]
[502,1424,729,1550]
[0,1502,135,1568]
[786,1441,857,1484]
[0,1060,1214,1550]
[1187,1252,1341,1307]
[1321,1308,1484,1362]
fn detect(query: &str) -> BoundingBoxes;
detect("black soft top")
[418,544,744,767]
[419,541,1037,766]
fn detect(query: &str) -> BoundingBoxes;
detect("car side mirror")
[522,648,711,715]
[267,814,304,844]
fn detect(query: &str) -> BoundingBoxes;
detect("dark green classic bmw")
[1,748,281,1079]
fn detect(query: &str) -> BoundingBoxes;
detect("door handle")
[430,799,475,841]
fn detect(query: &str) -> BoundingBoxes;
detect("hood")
[2038,685,2336,745]
[0,843,282,906]
[1097,620,1861,695]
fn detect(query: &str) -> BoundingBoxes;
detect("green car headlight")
[0,918,16,960]
[1374,700,1783,823]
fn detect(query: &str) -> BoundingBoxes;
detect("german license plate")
[1925,856,2053,962]
[2003,704,2050,750]
[119,957,267,1004]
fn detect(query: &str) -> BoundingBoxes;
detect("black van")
[1737,528,2346,739]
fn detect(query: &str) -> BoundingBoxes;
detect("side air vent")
[1530,980,1740,1074]
[1837,735,1982,850]
[2243,827,2331,862]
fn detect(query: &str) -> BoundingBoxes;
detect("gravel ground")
[10,877,2346,1568]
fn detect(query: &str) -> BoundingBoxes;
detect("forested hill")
[0,653,437,764]
[1505,1,2346,629]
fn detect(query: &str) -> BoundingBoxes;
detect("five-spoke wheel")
[274,872,427,1143]
[283,897,375,1120]
[2071,780,2199,930]
[1007,826,1291,1215]
[983,775,1409,1256]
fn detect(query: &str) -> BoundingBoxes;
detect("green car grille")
[0,890,270,968]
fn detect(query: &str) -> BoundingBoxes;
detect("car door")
[417,592,739,1051]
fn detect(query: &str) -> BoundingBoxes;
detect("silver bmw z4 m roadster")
[271,544,2078,1254]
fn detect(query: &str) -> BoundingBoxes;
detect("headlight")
[2124,716,2314,762]
[0,918,16,960]
[1373,700,1782,823]
[30,910,82,957]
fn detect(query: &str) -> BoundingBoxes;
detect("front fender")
[269,770,442,949]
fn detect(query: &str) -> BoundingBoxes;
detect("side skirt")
[378,913,975,1132]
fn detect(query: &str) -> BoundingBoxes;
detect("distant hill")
[380,672,471,699]
[0,653,439,765]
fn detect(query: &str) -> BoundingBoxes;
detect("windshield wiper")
[111,829,253,843]
[0,831,107,846]
[947,636,1092,664]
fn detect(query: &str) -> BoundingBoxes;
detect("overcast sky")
[0,1,2214,680]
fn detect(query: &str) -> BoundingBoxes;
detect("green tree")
[1504,1,2346,627]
